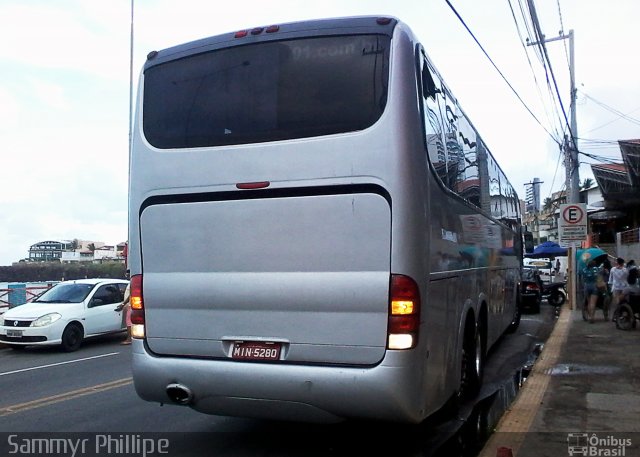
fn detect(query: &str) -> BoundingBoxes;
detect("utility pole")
[526,1,579,309]
[526,1,579,203]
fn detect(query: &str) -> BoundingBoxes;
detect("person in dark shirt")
[582,260,600,323]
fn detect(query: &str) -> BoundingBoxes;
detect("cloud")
[0,86,20,124]
[0,1,130,82]
[29,78,70,111]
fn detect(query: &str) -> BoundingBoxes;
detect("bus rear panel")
[128,16,521,423]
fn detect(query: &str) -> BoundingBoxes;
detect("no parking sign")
[558,203,587,247]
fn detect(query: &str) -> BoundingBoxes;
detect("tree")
[580,178,594,190]
[543,197,553,212]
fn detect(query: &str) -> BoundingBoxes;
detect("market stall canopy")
[525,241,568,259]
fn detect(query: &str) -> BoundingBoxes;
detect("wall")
[617,229,640,262]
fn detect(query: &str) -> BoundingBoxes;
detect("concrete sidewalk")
[480,303,640,457]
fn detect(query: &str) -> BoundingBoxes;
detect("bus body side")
[128,16,519,423]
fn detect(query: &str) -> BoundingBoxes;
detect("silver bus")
[128,16,524,424]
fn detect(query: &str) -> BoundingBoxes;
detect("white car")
[0,278,129,352]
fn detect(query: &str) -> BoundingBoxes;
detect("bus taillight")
[130,274,145,339]
[388,274,420,350]
[235,25,279,38]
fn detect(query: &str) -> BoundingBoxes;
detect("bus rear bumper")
[131,339,428,423]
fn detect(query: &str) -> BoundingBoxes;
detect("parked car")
[0,278,129,352]
[524,259,554,282]
[520,266,542,314]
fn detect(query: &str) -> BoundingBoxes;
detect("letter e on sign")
[562,205,584,225]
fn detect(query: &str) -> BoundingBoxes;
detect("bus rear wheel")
[459,319,484,401]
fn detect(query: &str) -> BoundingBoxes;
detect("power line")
[445,0,560,145]
[579,91,640,132]
[556,0,571,74]
[526,0,575,149]
[508,0,564,143]
[578,150,623,164]
[547,142,564,200]
[525,0,580,203]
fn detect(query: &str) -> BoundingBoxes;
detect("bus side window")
[422,64,438,99]
[419,54,448,186]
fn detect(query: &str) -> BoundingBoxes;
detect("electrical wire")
[445,0,560,145]
[545,142,564,201]
[508,0,564,143]
[515,0,570,145]
[578,150,624,165]
[556,0,572,74]
[580,92,640,132]
[525,0,576,152]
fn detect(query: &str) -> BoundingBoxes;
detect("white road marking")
[0,352,120,377]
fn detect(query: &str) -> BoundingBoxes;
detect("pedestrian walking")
[582,260,601,323]
[623,260,640,299]
[608,257,628,312]
[115,272,132,345]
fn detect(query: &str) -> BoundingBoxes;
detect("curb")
[478,304,573,457]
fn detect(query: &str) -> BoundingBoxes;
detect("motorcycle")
[540,280,567,306]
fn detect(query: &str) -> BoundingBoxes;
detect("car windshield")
[32,283,95,304]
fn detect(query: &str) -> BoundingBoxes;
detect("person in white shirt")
[608,257,628,309]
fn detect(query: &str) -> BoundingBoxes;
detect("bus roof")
[143,16,399,70]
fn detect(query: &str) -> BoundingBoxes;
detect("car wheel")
[615,304,634,331]
[550,291,566,306]
[507,302,521,333]
[61,323,84,352]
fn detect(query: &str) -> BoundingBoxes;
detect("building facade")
[28,239,126,264]
[525,177,542,214]
[28,240,74,262]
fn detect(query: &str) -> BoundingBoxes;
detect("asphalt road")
[0,304,558,457]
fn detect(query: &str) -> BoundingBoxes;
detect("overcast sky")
[0,0,638,266]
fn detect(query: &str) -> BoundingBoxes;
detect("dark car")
[520,266,542,313]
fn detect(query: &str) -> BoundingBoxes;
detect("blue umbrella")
[576,247,608,269]
[525,241,568,259]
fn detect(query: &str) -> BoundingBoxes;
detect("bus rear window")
[143,34,390,149]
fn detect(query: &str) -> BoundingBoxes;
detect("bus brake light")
[130,274,145,338]
[388,274,420,349]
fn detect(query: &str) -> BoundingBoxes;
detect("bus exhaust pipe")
[166,383,193,405]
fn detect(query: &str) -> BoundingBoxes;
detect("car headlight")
[31,313,62,327]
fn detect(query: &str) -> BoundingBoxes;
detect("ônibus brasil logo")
[567,433,632,456]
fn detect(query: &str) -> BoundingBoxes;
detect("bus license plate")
[6,330,23,338]
[232,341,281,361]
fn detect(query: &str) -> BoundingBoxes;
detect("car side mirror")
[90,298,104,307]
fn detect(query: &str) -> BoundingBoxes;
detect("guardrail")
[621,228,640,245]
[0,284,56,315]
